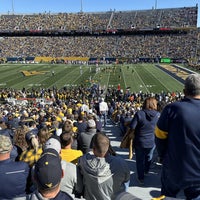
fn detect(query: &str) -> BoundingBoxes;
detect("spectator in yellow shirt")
[55,108,64,122]
[60,132,83,165]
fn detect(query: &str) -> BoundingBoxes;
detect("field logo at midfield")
[21,70,49,76]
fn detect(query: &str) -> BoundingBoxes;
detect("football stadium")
[0,2,200,200]
[0,5,199,95]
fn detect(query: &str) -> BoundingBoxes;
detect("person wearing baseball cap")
[0,135,30,199]
[44,135,79,198]
[30,148,73,200]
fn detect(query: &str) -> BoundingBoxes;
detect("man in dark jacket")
[155,73,200,199]
[0,135,30,199]
[77,119,97,154]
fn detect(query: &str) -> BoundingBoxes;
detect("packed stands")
[0,6,199,63]
[0,6,197,31]
[0,31,197,60]
[111,7,197,29]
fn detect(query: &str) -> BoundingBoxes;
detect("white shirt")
[99,101,108,112]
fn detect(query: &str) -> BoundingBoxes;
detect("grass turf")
[0,63,184,93]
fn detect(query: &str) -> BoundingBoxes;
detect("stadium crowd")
[0,31,197,59]
[0,5,200,200]
[0,6,197,30]
[0,82,183,199]
[0,6,198,61]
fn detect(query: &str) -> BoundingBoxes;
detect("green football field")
[0,63,184,93]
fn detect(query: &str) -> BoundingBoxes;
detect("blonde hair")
[38,127,52,149]
[30,136,39,152]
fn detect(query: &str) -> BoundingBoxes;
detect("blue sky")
[0,0,199,27]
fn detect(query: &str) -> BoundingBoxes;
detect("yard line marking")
[121,67,127,89]
[92,66,110,95]
[104,72,111,96]
[56,66,78,84]
[71,69,88,84]
[47,66,78,88]
[145,66,169,90]
[100,71,111,97]
[134,67,149,92]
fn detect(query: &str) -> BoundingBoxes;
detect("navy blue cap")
[34,148,62,190]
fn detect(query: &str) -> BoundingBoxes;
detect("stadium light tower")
[155,0,157,9]
[80,0,83,12]
[12,0,14,14]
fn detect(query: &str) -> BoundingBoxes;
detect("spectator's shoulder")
[12,159,30,170]
[111,155,129,167]
[56,190,74,200]
[62,159,76,167]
